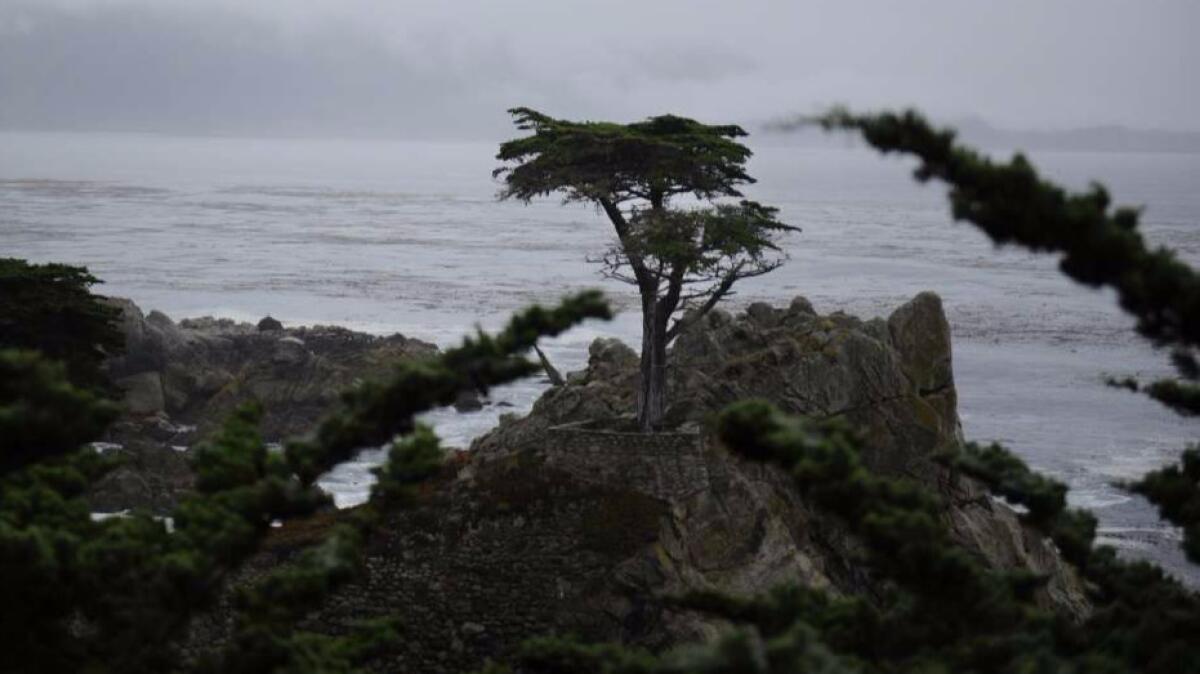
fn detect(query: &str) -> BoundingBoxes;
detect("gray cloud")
[0,0,1196,138]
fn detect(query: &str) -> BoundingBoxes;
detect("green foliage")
[201,615,401,674]
[1131,448,1200,562]
[0,258,123,391]
[810,106,1200,574]
[813,109,1200,351]
[0,388,335,674]
[369,423,447,506]
[285,289,611,483]
[1145,379,1200,416]
[0,291,610,674]
[0,349,120,475]
[719,402,1200,674]
[1104,358,1200,417]
[1104,375,1140,392]
[195,525,371,674]
[937,443,1099,566]
[610,201,797,309]
[517,637,660,674]
[943,442,1067,527]
[0,350,122,673]
[495,107,754,205]
[716,402,1061,668]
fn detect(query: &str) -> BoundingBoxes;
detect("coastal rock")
[271,335,309,365]
[453,389,484,413]
[94,299,438,512]
[88,416,196,512]
[102,299,438,442]
[256,316,284,332]
[187,293,1087,672]
[465,294,1081,613]
[588,336,639,379]
[888,291,954,395]
[117,371,165,415]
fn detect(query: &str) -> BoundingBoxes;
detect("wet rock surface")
[186,293,1088,672]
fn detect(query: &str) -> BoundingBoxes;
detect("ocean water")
[2,131,1198,582]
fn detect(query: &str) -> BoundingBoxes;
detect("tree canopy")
[495,107,755,206]
[496,108,796,429]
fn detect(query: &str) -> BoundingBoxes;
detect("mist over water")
[2,131,1198,581]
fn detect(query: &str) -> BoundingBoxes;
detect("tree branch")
[659,260,688,324]
[599,196,653,289]
[666,261,745,341]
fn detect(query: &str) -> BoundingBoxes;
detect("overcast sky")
[1,0,1196,139]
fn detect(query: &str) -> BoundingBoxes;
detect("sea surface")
[3,131,1199,582]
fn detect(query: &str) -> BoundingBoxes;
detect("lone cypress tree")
[496,108,797,430]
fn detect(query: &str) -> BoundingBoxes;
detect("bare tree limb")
[533,344,565,386]
[666,260,746,341]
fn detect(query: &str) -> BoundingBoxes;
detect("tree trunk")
[636,300,670,431]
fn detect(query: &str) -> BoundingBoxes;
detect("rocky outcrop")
[88,416,195,512]
[103,299,437,440]
[91,299,437,512]
[469,290,1083,609]
[472,292,962,476]
[187,293,1087,672]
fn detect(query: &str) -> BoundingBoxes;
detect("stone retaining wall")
[544,421,708,502]
[185,453,674,673]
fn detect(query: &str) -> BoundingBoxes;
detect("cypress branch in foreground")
[809,107,1200,576]
[809,108,1200,352]
[0,292,611,674]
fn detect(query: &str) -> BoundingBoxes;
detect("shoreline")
[89,295,1200,587]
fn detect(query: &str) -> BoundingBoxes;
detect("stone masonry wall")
[186,454,675,674]
[543,422,707,502]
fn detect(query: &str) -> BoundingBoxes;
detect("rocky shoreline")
[90,299,440,512]
[113,291,1088,672]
